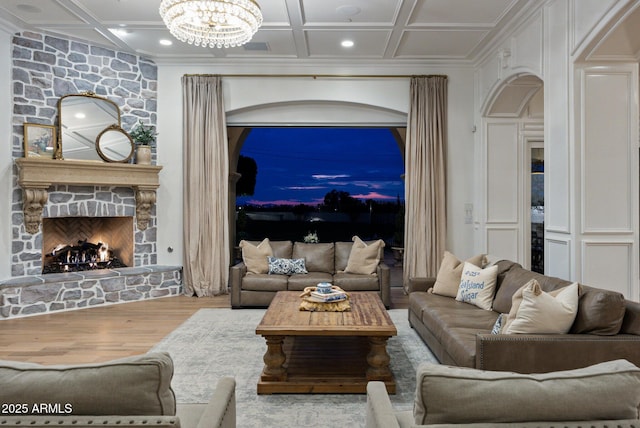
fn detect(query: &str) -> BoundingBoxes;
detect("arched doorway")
[479,74,544,271]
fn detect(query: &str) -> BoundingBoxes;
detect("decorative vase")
[136,145,152,165]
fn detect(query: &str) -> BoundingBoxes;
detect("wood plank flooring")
[0,288,407,365]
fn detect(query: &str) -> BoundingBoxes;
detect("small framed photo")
[24,123,57,158]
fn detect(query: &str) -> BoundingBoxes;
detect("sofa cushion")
[293,242,335,273]
[570,285,626,335]
[240,238,273,274]
[0,352,176,416]
[419,292,498,367]
[267,257,308,275]
[344,236,384,275]
[241,273,288,292]
[492,265,572,314]
[502,280,579,334]
[455,262,497,310]
[287,272,332,290]
[333,272,380,291]
[334,242,353,271]
[432,251,486,298]
[414,359,640,425]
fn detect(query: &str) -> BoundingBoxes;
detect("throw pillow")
[502,280,579,334]
[455,262,498,310]
[432,251,487,298]
[267,257,308,275]
[344,236,385,275]
[239,238,273,275]
[490,313,506,334]
[413,360,640,425]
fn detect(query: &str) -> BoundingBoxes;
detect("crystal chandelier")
[159,0,263,48]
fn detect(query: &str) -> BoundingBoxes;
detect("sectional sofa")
[230,239,390,308]
[408,259,640,373]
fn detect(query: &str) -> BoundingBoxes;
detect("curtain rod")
[183,73,447,79]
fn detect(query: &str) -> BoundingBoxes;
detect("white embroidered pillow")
[239,238,273,275]
[455,262,498,310]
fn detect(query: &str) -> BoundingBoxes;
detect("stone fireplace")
[0,159,183,319]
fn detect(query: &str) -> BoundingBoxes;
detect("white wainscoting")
[486,227,519,262]
[581,240,633,298]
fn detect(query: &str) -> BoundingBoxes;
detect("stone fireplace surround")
[0,158,183,319]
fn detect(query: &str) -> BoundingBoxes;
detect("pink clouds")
[351,192,396,200]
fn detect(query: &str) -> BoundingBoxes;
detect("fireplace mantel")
[15,158,162,233]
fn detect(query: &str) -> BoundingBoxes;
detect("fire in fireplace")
[41,216,134,274]
[43,239,127,274]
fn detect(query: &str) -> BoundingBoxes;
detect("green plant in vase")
[129,120,157,164]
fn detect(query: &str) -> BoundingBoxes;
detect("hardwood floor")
[0,288,408,365]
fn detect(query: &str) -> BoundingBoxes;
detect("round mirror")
[96,124,134,163]
[57,93,121,161]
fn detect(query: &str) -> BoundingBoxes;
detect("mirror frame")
[96,124,134,163]
[55,92,122,161]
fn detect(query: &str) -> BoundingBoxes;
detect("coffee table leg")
[366,336,393,381]
[261,335,287,381]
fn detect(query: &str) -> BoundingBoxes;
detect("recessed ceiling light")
[159,39,173,46]
[110,28,130,37]
[341,40,354,48]
[336,5,361,17]
[75,113,86,119]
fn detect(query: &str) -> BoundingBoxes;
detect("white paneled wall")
[486,122,519,225]
[576,64,639,300]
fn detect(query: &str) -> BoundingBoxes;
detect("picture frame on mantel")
[23,123,56,158]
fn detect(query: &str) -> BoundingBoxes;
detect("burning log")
[43,239,126,274]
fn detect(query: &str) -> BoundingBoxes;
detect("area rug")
[150,308,437,428]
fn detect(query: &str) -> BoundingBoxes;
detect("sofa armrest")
[365,381,401,428]
[229,262,247,308]
[476,333,640,373]
[408,277,435,294]
[377,262,391,308]
[196,377,236,428]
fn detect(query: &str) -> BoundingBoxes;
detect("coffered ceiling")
[0,0,535,64]
[1,0,638,66]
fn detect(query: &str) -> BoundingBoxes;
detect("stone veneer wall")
[10,31,159,277]
[0,266,182,319]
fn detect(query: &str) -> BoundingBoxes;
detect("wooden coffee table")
[255,291,397,394]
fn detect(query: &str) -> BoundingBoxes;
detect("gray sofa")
[230,240,390,308]
[408,259,640,373]
[366,360,640,427]
[0,352,235,428]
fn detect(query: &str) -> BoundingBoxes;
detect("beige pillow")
[455,262,498,310]
[432,251,486,297]
[413,360,640,425]
[239,238,273,274]
[344,236,384,275]
[503,280,579,334]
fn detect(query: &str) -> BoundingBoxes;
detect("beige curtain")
[403,76,448,291]
[182,75,230,296]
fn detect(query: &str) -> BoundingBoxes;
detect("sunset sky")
[236,127,405,207]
